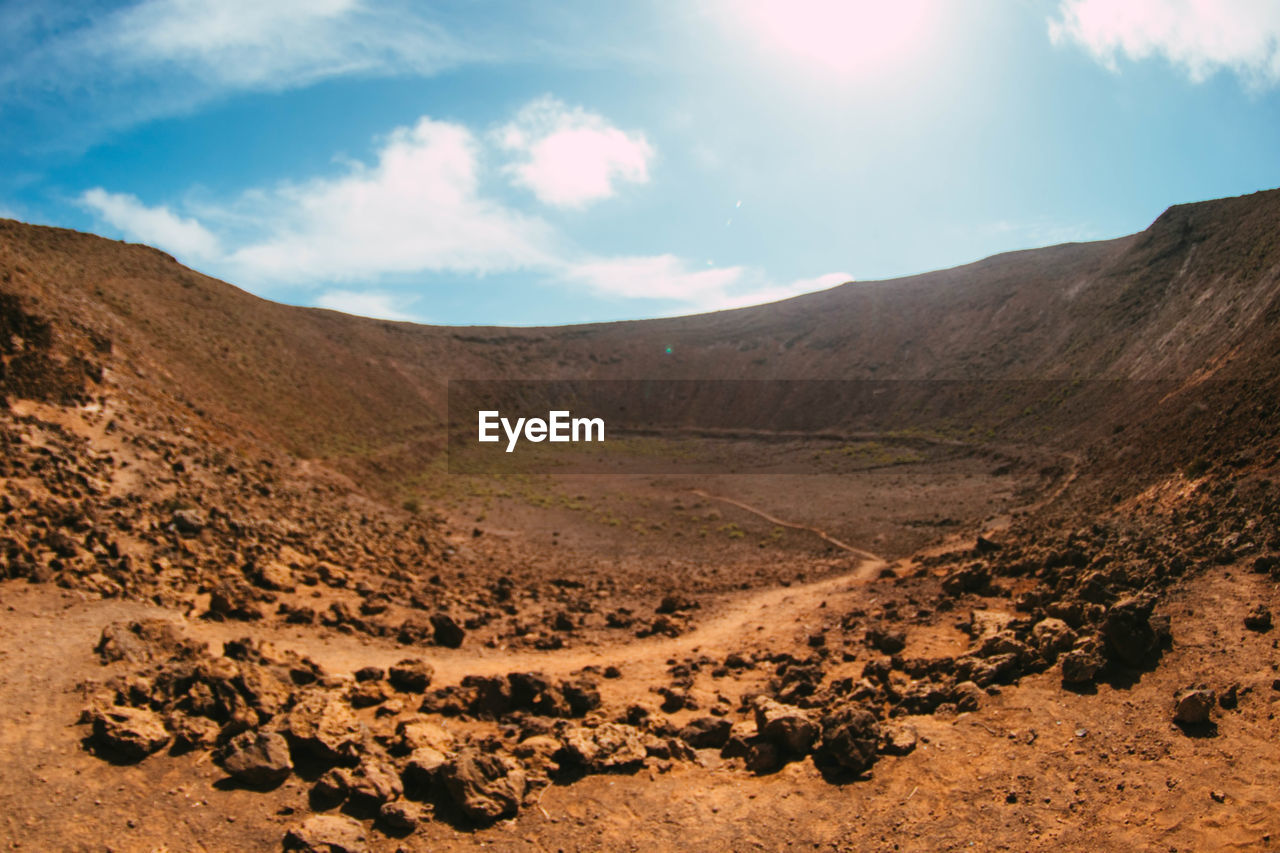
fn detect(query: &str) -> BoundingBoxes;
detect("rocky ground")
[3,378,1280,851]
[4,203,1280,850]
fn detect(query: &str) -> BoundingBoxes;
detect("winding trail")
[688,488,882,562]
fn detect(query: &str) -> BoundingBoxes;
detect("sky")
[3,1,1279,326]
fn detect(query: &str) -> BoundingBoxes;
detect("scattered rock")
[1244,605,1272,632]
[951,681,984,713]
[395,717,455,755]
[1060,644,1105,685]
[283,692,366,765]
[348,680,389,708]
[752,696,818,757]
[679,716,733,749]
[881,723,918,756]
[656,593,698,614]
[975,535,1002,554]
[430,613,465,648]
[440,750,527,823]
[745,740,783,774]
[388,659,434,692]
[561,677,602,717]
[379,800,426,832]
[95,619,203,664]
[344,757,404,809]
[402,746,449,794]
[252,559,295,592]
[283,814,369,853]
[1102,594,1167,668]
[816,703,881,775]
[170,508,205,536]
[1030,617,1077,663]
[1173,687,1215,726]
[560,723,648,771]
[86,705,170,763]
[942,564,990,596]
[865,624,907,655]
[219,729,292,787]
[354,666,384,683]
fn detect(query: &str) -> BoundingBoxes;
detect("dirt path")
[179,546,888,691]
[688,488,884,562]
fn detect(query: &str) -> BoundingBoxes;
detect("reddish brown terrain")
[2,188,1280,851]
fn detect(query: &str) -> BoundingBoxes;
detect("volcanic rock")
[1060,644,1105,685]
[1031,617,1077,663]
[1173,687,1215,726]
[283,814,369,853]
[440,750,527,823]
[430,613,465,648]
[942,564,990,596]
[170,508,205,536]
[87,705,171,763]
[881,723,918,756]
[951,680,984,713]
[219,729,293,787]
[402,746,449,794]
[679,716,732,749]
[395,716,456,756]
[1102,594,1167,668]
[388,658,434,692]
[560,723,648,771]
[865,624,907,655]
[379,800,426,832]
[816,703,881,775]
[283,691,366,765]
[1244,605,1272,632]
[752,696,818,756]
[345,757,404,809]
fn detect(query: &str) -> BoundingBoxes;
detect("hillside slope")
[5,189,1280,498]
[3,189,1280,852]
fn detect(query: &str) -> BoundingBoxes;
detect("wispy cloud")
[1,0,474,150]
[80,188,221,260]
[979,218,1100,248]
[563,255,849,313]
[92,0,465,90]
[496,96,653,208]
[314,289,421,322]
[1050,0,1280,87]
[562,255,745,301]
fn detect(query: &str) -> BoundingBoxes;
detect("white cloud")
[1049,0,1280,86]
[709,271,852,311]
[80,188,221,260]
[224,116,557,282]
[77,103,845,319]
[563,255,745,301]
[563,255,849,313]
[497,97,653,208]
[314,290,420,322]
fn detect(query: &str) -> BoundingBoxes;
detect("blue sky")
[3,1,1279,326]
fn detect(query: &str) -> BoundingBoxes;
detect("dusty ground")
[2,552,1278,852]
[4,198,1280,851]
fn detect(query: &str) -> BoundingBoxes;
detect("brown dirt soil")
[3,189,1280,851]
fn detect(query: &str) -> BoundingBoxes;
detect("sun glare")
[731,0,938,79]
